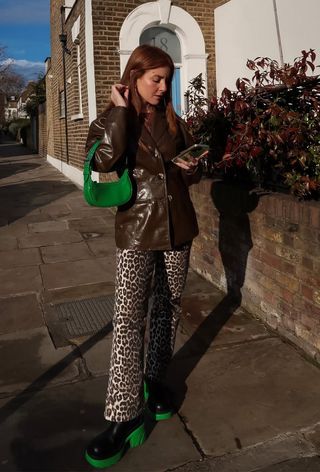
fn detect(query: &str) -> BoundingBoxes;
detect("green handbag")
[83,140,133,208]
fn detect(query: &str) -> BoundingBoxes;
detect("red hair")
[109,45,177,136]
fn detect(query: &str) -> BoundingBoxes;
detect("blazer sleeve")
[178,117,203,186]
[85,106,128,173]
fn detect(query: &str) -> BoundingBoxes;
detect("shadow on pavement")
[167,181,259,411]
[0,180,76,225]
[0,323,113,426]
[0,321,159,471]
[0,176,260,470]
[0,162,41,180]
[0,136,36,158]
[10,409,101,471]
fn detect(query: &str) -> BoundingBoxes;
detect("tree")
[0,44,25,96]
[24,74,46,117]
[0,44,26,125]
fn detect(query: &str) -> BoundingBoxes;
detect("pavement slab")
[42,281,116,305]
[0,248,41,269]
[203,433,316,472]
[5,212,56,225]
[255,457,320,472]
[181,292,272,348]
[0,161,41,184]
[0,266,42,297]
[0,376,201,472]
[39,202,72,218]
[65,194,94,210]
[0,181,75,215]
[0,294,44,335]
[40,257,115,291]
[77,335,113,377]
[86,235,116,257]
[67,216,111,235]
[0,326,79,395]
[0,222,29,237]
[168,337,320,457]
[28,220,68,233]
[18,229,83,248]
[0,235,18,251]
[62,207,115,220]
[172,455,320,472]
[40,241,93,264]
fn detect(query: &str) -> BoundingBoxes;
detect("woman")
[85,44,202,468]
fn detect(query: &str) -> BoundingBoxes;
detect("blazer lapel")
[139,109,177,161]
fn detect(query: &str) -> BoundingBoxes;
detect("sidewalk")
[0,136,320,472]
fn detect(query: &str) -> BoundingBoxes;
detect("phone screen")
[172,144,209,164]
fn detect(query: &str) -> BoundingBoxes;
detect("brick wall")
[48,0,231,170]
[38,102,47,158]
[190,179,320,360]
[91,0,230,113]
[45,59,54,158]
[49,0,90,168]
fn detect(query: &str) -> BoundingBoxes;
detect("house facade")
[45,0,320,359]
[46,0,228,184]
[4,96,18,122]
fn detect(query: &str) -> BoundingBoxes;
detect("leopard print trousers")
[104,244,191,422]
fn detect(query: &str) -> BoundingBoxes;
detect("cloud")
[0,58,13,67]
[0,58,44,68]
[0,57,45,81]
[0,0,50,24]
[10,59,44,68]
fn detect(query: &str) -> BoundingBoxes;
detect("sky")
[0,0,50,82]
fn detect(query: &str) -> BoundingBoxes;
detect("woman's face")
[136,66,170,106]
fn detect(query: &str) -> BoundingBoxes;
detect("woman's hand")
[173,157,199,174]
[173,149,208,173]
[111,84,129,107]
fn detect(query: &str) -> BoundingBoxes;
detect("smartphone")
[172,144,209,165]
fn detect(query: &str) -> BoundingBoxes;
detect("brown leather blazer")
[85,106,201,250]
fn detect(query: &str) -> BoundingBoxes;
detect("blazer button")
[168,194,173,201]
[158,173,164,180]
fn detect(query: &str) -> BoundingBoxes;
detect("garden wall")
[38,103,47,158]
[190,178,320,361]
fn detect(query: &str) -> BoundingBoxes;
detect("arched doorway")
[140,26,182,115]
[119,0,207,116]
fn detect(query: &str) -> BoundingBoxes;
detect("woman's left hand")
[173,157,199,173]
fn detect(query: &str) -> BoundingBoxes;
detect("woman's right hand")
[111,84,129,107]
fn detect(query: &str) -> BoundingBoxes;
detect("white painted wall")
[276,0,320,64]
[47,154,99,188]
[215,0,320,95]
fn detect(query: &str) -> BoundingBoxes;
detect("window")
[71,16,83,121]
[70,43,83,120]
[120,1,207,116]
[140,27,182,115]
[140,27,181,63]
[59,90,65,118]
[64,0,76,20]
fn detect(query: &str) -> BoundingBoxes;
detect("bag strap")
[84,139,129,181]
[83,139,102,181]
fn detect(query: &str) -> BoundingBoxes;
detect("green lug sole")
[148,408,173,421]
[144,381,173,421]
[85,423,145,469]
